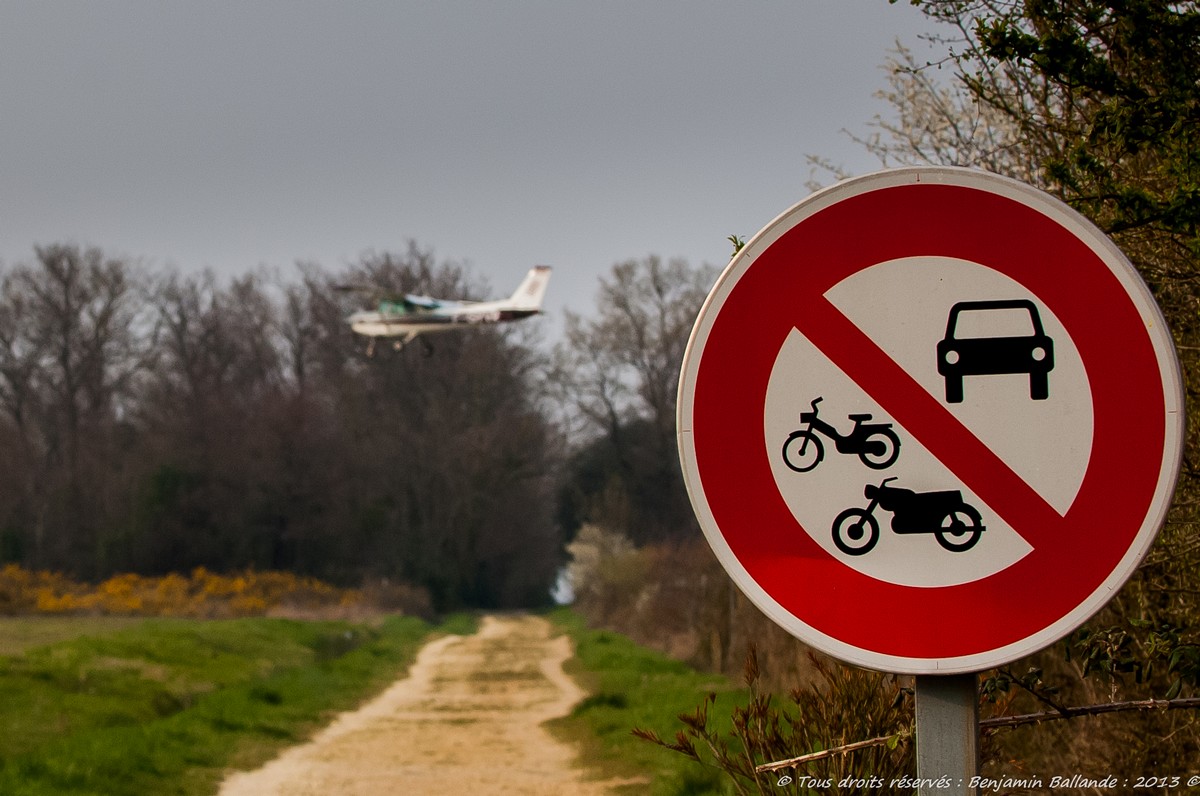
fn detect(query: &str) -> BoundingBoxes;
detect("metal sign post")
[915,675,979,795]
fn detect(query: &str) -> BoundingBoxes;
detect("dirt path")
[218,614,628,796]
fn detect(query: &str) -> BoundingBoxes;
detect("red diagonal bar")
[799,296,1067,551]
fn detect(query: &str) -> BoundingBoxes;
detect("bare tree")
[826,44,1047,184]
[552,256,717,543]
[0,245,147,572]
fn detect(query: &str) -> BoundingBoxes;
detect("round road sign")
[677,167,1184,674]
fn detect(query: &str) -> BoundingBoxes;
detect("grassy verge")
[0,616,146,656]
[547,608,745,796]
[0,612,476,795]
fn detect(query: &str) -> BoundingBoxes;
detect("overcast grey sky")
[0,1,944,338]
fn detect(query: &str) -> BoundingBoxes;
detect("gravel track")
[218,614,629,795]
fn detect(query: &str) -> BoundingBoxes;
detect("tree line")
[0,244,570,609]
[0,241,711,611]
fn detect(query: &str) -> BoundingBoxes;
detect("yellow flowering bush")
[0,565,367,618]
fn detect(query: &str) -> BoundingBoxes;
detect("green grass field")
[0,613,475,795]
[547,608,745,796]
[0,616,146,656]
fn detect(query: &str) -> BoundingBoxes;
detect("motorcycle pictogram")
[781,397,901,473]
[831,477,986,556]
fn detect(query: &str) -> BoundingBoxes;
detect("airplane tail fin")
[507,265,552,311]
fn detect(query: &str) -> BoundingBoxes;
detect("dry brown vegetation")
[566,520,1200,790]
[566,525,824,692]
[567,526,921,791]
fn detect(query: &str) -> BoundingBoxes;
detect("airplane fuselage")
[348,302,539,337]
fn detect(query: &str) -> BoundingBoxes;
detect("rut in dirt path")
[218,613,632,796]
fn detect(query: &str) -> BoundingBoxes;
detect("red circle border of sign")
[677,168,1184,674]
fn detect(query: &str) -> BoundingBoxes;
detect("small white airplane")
[344,265,552,354]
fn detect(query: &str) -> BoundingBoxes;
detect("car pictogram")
[936,299,1054,403]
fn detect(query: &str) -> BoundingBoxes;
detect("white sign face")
[765,256,1092,588]
[678,168,1184,674]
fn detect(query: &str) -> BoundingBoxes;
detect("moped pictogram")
[831,477,985,556]
[781,397,901,473]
